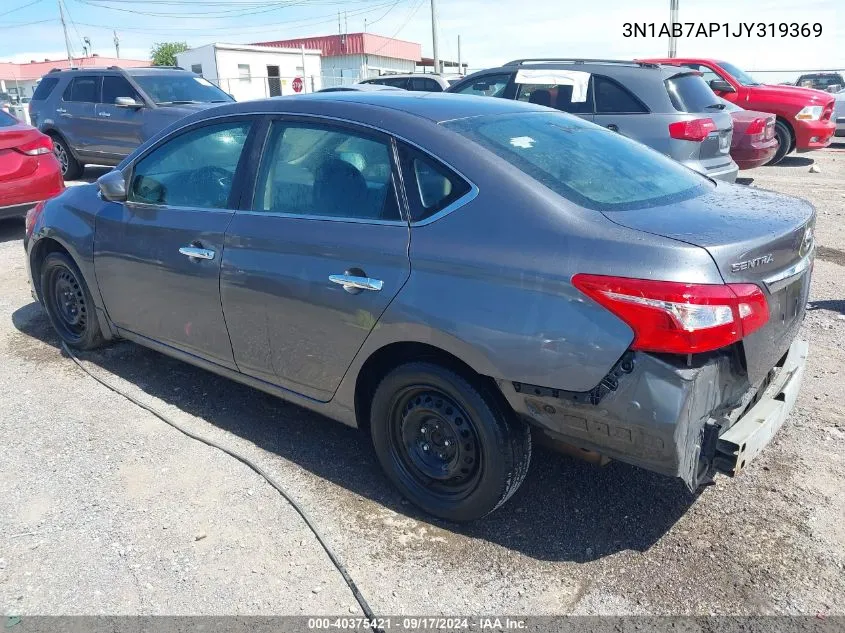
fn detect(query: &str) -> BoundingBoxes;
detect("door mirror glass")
[97,170,127,202]
[709,78,735,93]
[115,96,143,108]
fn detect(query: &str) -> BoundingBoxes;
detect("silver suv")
[448,58,739,182]
[358,73,454,92]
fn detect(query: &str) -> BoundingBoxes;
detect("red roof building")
[254,33,421,87]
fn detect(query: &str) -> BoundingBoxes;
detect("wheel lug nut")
[422,443,429,451]
[444,440,451,447]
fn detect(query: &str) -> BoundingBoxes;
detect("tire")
[40,252,104,350]
[370,362,531,522]
[766,120,793,166]
[51,134,84,180]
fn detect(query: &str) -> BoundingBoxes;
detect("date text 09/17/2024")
[623,22,823,38]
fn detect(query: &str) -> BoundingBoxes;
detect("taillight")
[14,135,53,156]
[668,118,717,142]
[571,274,769,355]
[25,201,46,238]
[746,117,775,141]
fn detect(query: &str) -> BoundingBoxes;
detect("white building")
[176,43,322,101]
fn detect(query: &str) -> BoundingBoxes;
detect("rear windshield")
[443,112,709,211]
[32,77,60,101]
[666,73,721,112]
[130,74,233,105]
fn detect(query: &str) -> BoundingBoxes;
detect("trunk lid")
[602,182,815,383]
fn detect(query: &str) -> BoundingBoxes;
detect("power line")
[73,0,401,35]
[369,0,424,54]
[0,0,44,18]
[0,18,52,29]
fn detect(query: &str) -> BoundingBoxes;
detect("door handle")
[179,246,215,260]
[55,108,66,114]
[329,274,383,293]
[98,111,111,118]
[59,113,72,118]
[606,123,619,132]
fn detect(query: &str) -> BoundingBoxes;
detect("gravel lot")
[1,145,844,618]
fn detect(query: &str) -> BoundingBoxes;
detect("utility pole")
[364,18,367,34]
[83,36,91,57]
[430,0,440,74]
[114,30,120,58]
[57,0,73,66]
[668,0,679,58]
[300,44,307,93]
[457,34,461,75]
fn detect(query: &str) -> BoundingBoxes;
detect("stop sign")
[292,77,303,93]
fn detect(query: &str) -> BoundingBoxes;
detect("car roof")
[207,91,549,124]
[47,67,192,77]
[363,74,446,80]
[470,61,688,82]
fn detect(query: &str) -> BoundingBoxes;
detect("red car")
[718,98,779,170]
[0,109,64,219]
[640,58,836,165]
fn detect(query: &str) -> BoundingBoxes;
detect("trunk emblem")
[731,254,774,272]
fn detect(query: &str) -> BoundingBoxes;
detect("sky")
[0,0,842,83]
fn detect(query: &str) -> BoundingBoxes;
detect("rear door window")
[66,76,100,103]
[516,83,593,114]
[408,77,442,92]
[253,121,400,222]
[0,110,17,127]
[32,77,59,101]
[593,76,647,113]
[665,73,721,112]
[452,73,512,97]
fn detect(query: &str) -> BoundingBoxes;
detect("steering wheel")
[187,166,234,207]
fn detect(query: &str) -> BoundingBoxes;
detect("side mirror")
[97,170,127,202]
[709,79,735,93]
[115,96,143,108]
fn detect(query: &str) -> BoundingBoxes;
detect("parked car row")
[25,88,815,521]
[443,57,835,171]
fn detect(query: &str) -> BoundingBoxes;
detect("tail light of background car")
[14,134,53,156]
[25,201,46,239]
[571,274,769,355]
[668,118,718,142]
[745,117,776,142]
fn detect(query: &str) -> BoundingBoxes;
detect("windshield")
[718,61,761,86]
[131,74,233,105]
[443,112,709,211]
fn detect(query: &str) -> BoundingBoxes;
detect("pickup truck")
[640,58,836,165]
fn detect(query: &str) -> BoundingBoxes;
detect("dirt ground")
[0,144,843,618]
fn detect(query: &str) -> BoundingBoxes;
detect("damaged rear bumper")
[497,339,808,489]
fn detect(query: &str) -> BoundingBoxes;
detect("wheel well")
[30,238,71,302]
[775,116,796,153]
[354,342,506,431]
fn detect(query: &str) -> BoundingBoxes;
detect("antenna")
[83,36,91,57]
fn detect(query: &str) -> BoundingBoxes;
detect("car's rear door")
[590,74,658,143]
[94,116,257,368]
[94,74,147,160]
[58,75,100,155]
[220,116,411,401]
[512,69,594,121]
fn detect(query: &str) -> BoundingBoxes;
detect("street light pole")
[430,0,440,74]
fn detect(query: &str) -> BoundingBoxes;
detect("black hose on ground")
[61,341,382,631]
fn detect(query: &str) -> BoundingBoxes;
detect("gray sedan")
[24,92,813,521]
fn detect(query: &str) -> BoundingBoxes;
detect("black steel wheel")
[51,135,83,180]
[370,362,531,522]
[40,252,104,350]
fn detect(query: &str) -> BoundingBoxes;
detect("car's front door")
[93,74,147,159]
[220,117,411,401]
[94,118,255,369]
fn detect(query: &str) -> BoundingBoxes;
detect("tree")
[150,42,190,67]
